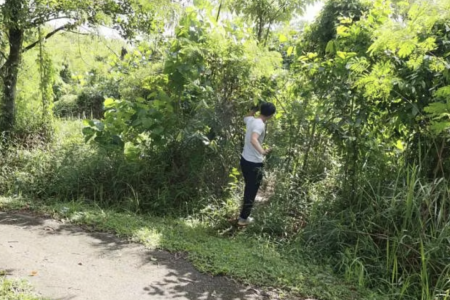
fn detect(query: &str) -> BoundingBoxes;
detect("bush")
[76,88,105,119]
[54,94,78,117]
[53,88,105,119]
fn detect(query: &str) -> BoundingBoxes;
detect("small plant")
[0,278,46,300]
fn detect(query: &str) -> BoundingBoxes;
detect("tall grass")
[0,119,235,216]
[304,166,450,299]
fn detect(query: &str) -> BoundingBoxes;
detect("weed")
[0,277,46,300]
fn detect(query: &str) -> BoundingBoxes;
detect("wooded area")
[1,0,450,299]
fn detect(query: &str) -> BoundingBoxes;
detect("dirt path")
[0,212,262,300]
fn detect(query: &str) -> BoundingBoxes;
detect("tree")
[0,0,155,137]
[229,0,316,44]
[301,0,369,56]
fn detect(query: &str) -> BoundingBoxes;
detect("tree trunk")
[257,15,264,43]
[0,0,25,135]
[0,27,24,134]
[302,115,317,173]
[216,1,223,22]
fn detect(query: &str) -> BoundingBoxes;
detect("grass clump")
[0,277,45,300]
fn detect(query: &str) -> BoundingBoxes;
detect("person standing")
[238,102,276,226]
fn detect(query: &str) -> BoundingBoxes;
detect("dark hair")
[260,102,276,117]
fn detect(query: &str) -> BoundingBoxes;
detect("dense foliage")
[1,0,450,299]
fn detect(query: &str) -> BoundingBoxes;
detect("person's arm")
[251,132,269,156]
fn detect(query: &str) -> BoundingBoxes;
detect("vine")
[38,27,55,140]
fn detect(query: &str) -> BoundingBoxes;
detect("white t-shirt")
[242,116,265,163]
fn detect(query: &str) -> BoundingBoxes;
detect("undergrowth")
[0,120,229,216]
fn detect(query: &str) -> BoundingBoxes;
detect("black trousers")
[240,157,264,219]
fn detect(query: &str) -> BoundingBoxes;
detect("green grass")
[0,277,45,300]
[0,196,384,300]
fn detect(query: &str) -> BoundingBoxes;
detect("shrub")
[54,94,78,117]
[75,88,104,119]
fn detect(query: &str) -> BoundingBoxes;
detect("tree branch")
[66,30,90,36]
[22,25,69,52]
[29,16,72,27]
[102,40,120,59]
[216,1,223,22]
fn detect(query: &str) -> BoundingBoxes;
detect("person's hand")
[263,148,272,155]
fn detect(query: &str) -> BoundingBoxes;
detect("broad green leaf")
[279,34,288,43]
[307,52,318,59]
[339,17,353,24]
[104,98,116,108]
[325,41,335,54]
[287,46,294,56]
[336,25,349,37]
[337,51,346,59]
[395,140,404,151]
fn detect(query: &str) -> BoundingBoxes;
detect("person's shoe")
[237,217,254,226]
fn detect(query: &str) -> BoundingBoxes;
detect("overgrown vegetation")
[1,0,450,299]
